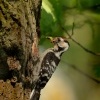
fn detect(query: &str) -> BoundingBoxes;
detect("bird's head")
[47,37,70,52]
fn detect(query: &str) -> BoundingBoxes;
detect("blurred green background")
[39,0,100,100]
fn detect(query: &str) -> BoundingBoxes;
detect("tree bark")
[0,0,42,99]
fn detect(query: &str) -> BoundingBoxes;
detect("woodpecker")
[30,37,70,100]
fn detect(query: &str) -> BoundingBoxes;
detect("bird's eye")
[64,40,68,43]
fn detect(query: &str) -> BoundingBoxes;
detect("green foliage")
[78,0,100,8]
[93,64,100,78]
[41,0,100,38]
[63,0,77,8]
[40,9,62,38]
[40,0,64,38]
[40,9,54,36]
[47,0,62,20]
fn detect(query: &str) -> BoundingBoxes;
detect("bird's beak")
[46,36,54,43]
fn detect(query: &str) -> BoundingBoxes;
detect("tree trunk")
[0,0,42,99]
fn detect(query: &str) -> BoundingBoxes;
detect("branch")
[62,61,100,84]
[60,24,100,56]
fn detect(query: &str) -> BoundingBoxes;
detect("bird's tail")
[30,89,41,100]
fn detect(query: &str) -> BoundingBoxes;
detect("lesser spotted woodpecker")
[30,37,70,100]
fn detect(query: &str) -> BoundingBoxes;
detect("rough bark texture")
[0,0,42,99]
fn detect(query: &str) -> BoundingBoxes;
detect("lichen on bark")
[0,0,42,99]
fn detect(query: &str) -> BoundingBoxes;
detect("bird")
[30,37,70,100]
